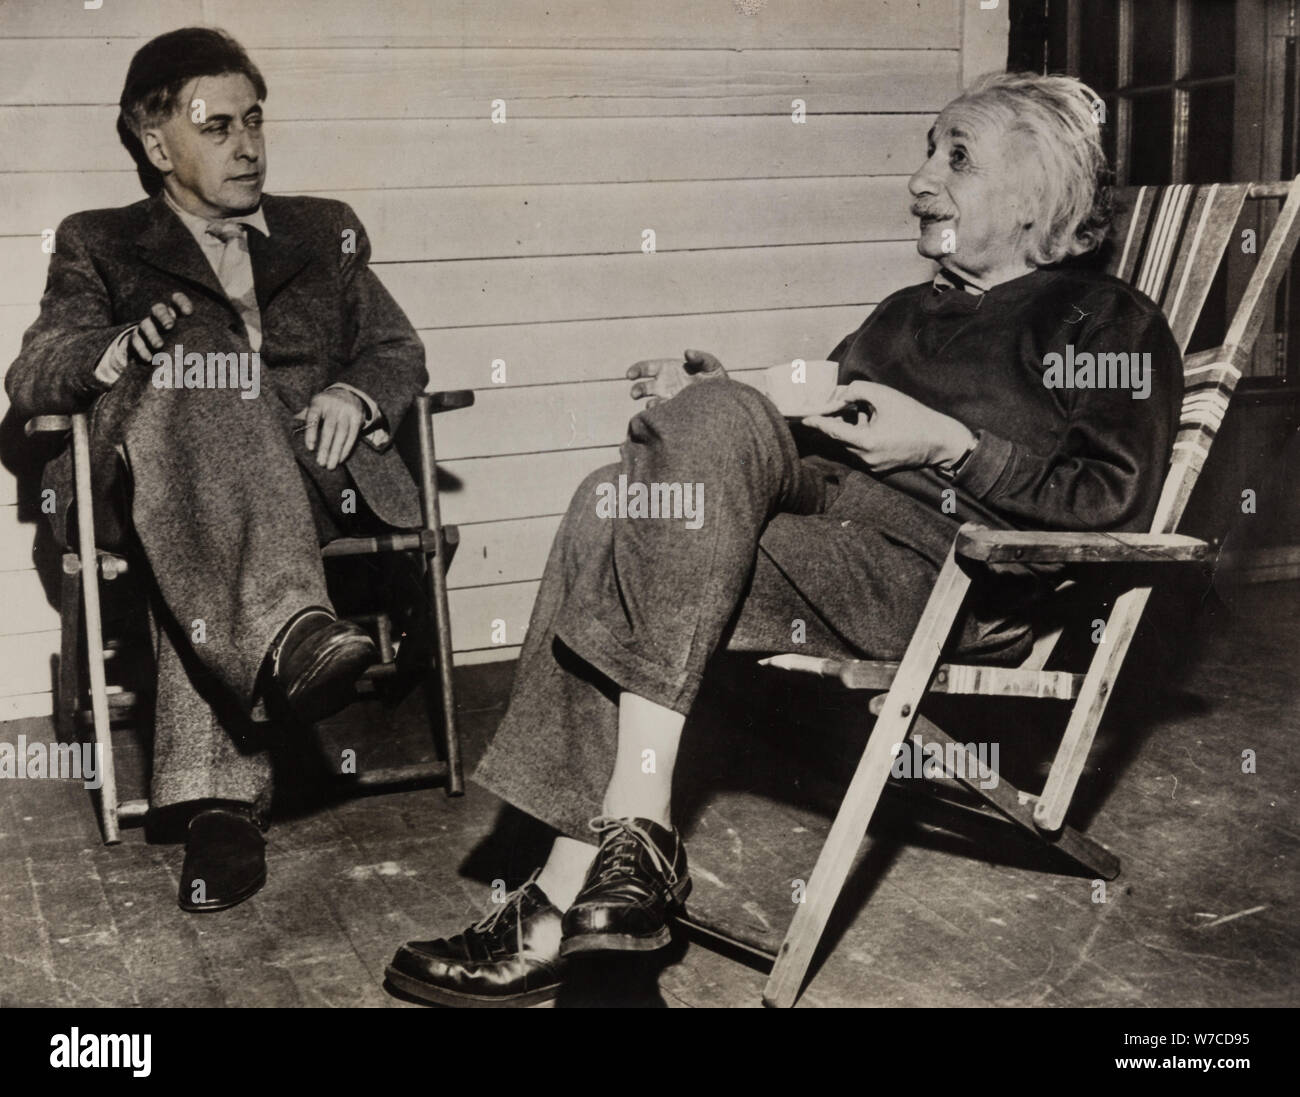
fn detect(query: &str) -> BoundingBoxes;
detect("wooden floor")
[1,581,1296,1008]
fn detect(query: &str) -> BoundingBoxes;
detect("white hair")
[949,71,1112,266]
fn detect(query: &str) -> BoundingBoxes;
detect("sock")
[534,836,599,911]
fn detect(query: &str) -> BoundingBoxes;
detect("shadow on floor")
[1,582,1296,1007]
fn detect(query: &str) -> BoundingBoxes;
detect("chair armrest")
[955,525,1211,565]
[24,415,73,436]
[418,390,475,414]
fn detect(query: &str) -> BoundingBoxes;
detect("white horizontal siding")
[2,41,959,117]
[0,0,975,715]
[0,0,959,49]
[3,175,918,252]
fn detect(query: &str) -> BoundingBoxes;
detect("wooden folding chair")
[707,177,1300,1006]
[23,389,474,844]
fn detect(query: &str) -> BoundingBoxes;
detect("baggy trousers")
[475,379,1031,841]
[90,321,360,812]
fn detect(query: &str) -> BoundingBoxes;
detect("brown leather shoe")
[560,817,691,955]
[178,804,267,913]
[385,879,566,1007]
[267,607,377,725]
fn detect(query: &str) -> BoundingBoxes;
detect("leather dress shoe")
[268,606,377,725]
[560,817,691,955]
[386,879,566,1007]
[178,804,267,913]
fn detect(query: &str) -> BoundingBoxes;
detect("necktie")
[205,220,263,352]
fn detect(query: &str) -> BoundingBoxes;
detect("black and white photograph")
[0,0,1294,1049]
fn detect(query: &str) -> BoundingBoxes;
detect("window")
[1010,0,1295,383]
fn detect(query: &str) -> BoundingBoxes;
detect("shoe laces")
[469,869,541,950]
[586,816,680,888]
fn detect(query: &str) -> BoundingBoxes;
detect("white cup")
[762,359,841,417]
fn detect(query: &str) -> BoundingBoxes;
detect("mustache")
[911,202,954,220]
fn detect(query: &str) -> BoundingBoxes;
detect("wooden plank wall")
[0,0,1006,719]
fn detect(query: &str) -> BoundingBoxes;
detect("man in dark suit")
[6,27,428,912]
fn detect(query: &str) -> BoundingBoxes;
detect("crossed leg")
[386,379,898,1003]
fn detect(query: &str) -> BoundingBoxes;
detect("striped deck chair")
[737,177,1300,1007]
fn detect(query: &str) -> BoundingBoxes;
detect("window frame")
[1012,0,1294,387]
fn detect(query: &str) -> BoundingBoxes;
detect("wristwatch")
[937,433,977,481]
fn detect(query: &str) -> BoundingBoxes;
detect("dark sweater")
[827,267,1182,532]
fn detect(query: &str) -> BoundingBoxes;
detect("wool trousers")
[474,379,1032,841]
[90,322,360,813]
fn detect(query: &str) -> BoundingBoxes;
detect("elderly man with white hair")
[387,72,1182,1007]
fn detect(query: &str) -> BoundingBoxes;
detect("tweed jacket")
[6,191,428,538]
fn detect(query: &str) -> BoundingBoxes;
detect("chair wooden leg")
[914,715,1120,878]
[415,395,463,796]
[426,545,462,795]
[71,413,120,844]
[57,554,81,745]
[762,542,973,1008]
[1035,586,1151,832]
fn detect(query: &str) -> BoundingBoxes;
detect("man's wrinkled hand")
[129,292,194,364]
[802,380,975,473]
[295,388,366,470]
[626,349,726,407]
